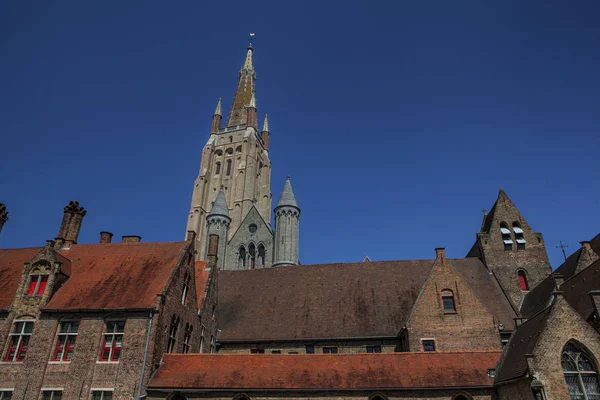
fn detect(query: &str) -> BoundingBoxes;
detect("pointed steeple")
[214,97,222,116]
[226,44,256,127]
[262,114,269,132]
[211,97,223,134]
[208,188,229,218]
[276,176,299,209]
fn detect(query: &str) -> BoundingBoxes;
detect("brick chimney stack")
[55,201,86,250]
[0,203,8,235]
[206,234,219,269]
[122,235,141,243]
[435,247,446,261]
[100,231,113,244]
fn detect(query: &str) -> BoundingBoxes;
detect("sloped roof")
[561,259,600,322]
[0,247,40,310]
[218,259,434,341]
[452,258,518,328]
[494,306,552,384]
[194,260,209,309]
[149,351,501,390]
[217,258,516,341]
[44,241,188,310]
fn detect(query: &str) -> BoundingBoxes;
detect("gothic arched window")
[238,246,246,268]
[518,270,529,291]
[215,162,221,174]
[226,159,232,176]
[248,244,256,269]
[258,244,265,267]
[562,341,600,399]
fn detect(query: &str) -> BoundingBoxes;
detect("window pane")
[13,322,23,333]
[116,321,125,332]
[443,296,455,310]
[27,276,38,295]
[42,392,53,400]
[103,392,113,400]
[24,322,33,333]
[582,375,600,398]
[112,349,121,360]
[37,276,48,295]
[91,392,102,400]
[104,336,113,347]
[566,375,584,399]
[115,335,122,347]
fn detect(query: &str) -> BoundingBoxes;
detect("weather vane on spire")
[248,32,255,47]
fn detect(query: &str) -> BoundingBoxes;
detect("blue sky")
[1,1,598,268]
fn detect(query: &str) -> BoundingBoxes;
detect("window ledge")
[443,311,457,315]
[96,361,119,364]
[48,361,71,365]
[0,361,24,365]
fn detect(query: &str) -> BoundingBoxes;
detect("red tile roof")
[0,247,40,310]
[194,260,209,309]
[42,241,188,310]
[148,351,501,390]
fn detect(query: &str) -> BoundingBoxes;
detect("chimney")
[100,231,113,244]
[206,234,219,269]
[0,203,8,235]
[55,200,86,250]
[122,235,141,243]
[435,247,446,261]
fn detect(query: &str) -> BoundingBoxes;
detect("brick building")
[2,44,600,400]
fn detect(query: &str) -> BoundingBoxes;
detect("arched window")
[562,342,600,399]
[368,394,388,400]
[238,246,246,268]
[167,315,179,353]
[215,162,221,174]
[258,244,266,267]
[248,244,256,269]
[518,270,529,291]
[513,221,526,249]
[226,159,232,176]
[441,289,455,312]
[500,222,513,250]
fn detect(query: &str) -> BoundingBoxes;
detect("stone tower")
[466,188,552,308]
[186,44,272,259]
[273,177,300,267]
[205,188,231,270]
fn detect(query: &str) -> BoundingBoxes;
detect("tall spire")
[226,44,256,127]
[276,176,299,209]
[214,97,222,116]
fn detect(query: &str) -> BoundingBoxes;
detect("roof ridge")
[163,350,503,357]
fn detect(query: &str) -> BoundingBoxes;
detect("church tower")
[466,188,552,309]
[273,177,300,267]
[186,44,272,259]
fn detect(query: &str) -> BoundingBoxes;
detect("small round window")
[248,224,258,233]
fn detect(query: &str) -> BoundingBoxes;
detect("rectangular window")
[26,275,48,296]
[250,348,264,354]
[422,340,436,352]
[42,390,62,400]
[323,347,338,354]
[305,345,315,354]
[100,321,124,362]
[0,391,13,400]
[53,321,78,362]
[91,391,113,400]
[5,320,33,362]
[366,345,382,353]
[442,295,455,312]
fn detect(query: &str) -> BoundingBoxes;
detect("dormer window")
[513,222,526,250]
[26,275,48,296]
[500,223,512,251]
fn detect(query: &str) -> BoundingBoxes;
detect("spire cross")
[556,241,569,262]
[248,32,255,46]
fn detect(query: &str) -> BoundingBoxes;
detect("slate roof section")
[217,257,516,341]
[494,306,552,384]
[149,351,501,390]
[0,247,40,310]
[275,177,298,209]
[44,241,188,310]
[561,259,600,322]
[208,189,229,218]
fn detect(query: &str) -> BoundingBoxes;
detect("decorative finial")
[262,114,269,132]
[214,97,222,116]
[248,32,255,48]
[248,91,256,108]
[243,37,254,70]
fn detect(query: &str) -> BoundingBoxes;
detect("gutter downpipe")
[137,310,154,399]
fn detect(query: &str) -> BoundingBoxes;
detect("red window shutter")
[518,273,528,290]
[27,276,38,296]
[37,276,48,295]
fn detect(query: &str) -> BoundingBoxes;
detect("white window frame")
[421,338,436,352]
[41,389,63,400]
[0,389,14,400]
[26,274,48,296]
[90,389,113,400]
[99,320,125,362]
[53,321,79,362]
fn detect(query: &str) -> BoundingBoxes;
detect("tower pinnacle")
[214,97,222,116]
[226,44,257,127]
[262,114,269,132]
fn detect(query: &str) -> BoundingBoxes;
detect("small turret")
[211,98,222,134]
[261,114,270,150]
[273,177,300,267]
[205,188,231,269]
[246,91,258,130]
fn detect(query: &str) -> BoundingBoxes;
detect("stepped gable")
[0,247,41,310]
[218,257,517,341]
[148,351,501,390]
[43,241,188,310]
[494,306,552,384]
